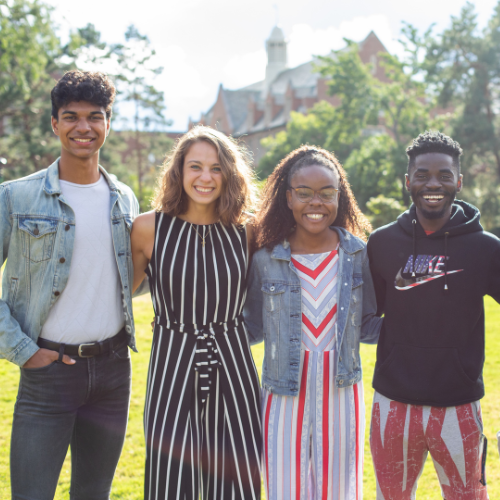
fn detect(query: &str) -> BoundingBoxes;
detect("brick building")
[192,27,389,165]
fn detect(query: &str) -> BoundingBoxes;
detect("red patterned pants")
[370,391,488,500]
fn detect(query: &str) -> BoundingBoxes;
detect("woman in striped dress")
[244,146,382,499]
[131,126,261,500]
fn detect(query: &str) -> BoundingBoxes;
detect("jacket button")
[344,283,348,286]
[270,286,275,291]
[347,258,350,261]
[33,228,39,235]
[65,224,70,231]
[54,291,60,296]
[339,379,344,384]
[341,307,344,310]
[59,257,65,263]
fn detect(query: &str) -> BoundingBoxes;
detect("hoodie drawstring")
[444,232,449,294]
[412,219,417,278]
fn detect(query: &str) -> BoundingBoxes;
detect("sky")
[46,0,499,131]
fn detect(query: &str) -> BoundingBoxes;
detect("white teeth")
[423,195,443,200]
[195,186,213,193]
[73,138,93,143]
[306,214,324,219]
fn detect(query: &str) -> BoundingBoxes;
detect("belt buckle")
[78,343,96,358]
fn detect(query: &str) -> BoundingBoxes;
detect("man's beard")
[420,205,449,219]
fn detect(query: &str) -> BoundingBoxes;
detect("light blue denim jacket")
[0,159,140,367]
[243,227,381,395]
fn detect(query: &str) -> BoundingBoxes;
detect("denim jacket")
[243,227,381,395]
[0,159,140,367]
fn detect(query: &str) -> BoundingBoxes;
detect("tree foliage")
[417,1,500,231]
[0,1,172,207]
[111,25,171,206]
[258,4,500,229]
[259,34,439,219]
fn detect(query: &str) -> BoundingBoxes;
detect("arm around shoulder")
[243,250,265,345]
[131,211,156,293]
[360,248,383,344]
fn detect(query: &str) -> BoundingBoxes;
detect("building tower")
[264,25,287,95]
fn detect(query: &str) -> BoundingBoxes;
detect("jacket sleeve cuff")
[12,339,40,367]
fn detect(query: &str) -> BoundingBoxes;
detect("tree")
[258,101,337,178]
[423,1,500,178]
[259,38,439,207]
[366,194,406,229]
[0,4,113,179]
[111,25,171,207]
[414,1,500,231]
[318,41,434,204]
[0,0,61,177]
[343,134,401,210]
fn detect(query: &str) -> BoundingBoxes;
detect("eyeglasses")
[289,186,339,203]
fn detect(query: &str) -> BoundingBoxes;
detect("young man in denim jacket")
[1,71,140,499]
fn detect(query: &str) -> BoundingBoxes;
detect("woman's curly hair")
[255,145,371,250]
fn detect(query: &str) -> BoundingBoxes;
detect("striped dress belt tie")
[155,315,244,404]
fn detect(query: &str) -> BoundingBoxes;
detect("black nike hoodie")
[367,200,500,406]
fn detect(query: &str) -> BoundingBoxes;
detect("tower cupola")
[264,25,287,95]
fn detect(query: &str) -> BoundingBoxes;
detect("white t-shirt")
[40,175,125,343]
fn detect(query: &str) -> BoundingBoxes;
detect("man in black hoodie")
[367,131,499,499]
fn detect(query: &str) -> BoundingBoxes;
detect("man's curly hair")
[51,70,116,120]
[406,131,463,172]
[255,145,372,250]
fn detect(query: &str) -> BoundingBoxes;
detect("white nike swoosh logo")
[395,270,463,290]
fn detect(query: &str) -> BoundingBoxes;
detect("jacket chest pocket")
[350,275,363,326]
[262,282,285,312]
[19,218,58,263]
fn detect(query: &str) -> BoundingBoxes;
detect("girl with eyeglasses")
[243,145,381,499]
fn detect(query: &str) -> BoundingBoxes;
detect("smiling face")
[406,152,462,224]
[286,164,339,237]
[51,100,109,162]
[182,140,223,211]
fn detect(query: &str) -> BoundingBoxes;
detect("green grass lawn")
[1,295,500,499]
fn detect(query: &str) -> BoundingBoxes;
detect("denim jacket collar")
[43,158,123,196]
[270,226,365,261]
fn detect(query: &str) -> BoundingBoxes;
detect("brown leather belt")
[37,327,128,358]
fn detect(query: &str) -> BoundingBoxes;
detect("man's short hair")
[51,70,116,120]
[406,131,463,173]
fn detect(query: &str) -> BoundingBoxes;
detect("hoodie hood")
[397,200,483,239]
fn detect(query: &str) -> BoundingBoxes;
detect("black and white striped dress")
[144,212,261,500]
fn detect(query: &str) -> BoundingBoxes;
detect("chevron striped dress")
[262,249,364,500]
[144,213,261,500]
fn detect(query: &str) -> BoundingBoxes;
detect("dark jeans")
[10,342,131,500]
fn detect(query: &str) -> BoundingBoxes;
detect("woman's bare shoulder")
[133,211,156,237]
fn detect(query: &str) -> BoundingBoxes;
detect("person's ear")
[51,115,59,136]
[286,189,293,210]
[405,174,410,192]
[457,174,463,193]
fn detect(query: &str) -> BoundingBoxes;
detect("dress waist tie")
[154,314,244,403]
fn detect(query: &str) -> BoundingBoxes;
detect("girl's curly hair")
[255,145,371,250]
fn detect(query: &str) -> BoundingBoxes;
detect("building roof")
[223,88,260,132]
[194,30,388,138]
